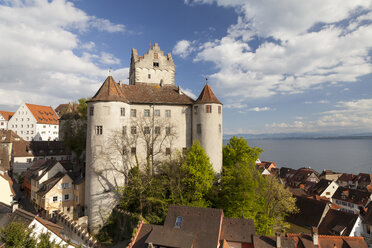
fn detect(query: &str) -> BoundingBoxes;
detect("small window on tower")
[95,126,103,135]
[155,126,160,134]
[144,126,150,134]
[197,124,202,134]
[218,106,222,114]
[154,109,160,117]
[144,109,150,117]
[148,74,151,79]
[206,105,212,113]
[131,126,137,134]
[166,148,171,155]
[154,53,158,59]
[194,106,198,114]
[121,108,125,116]
[131,147,136,155]
[89,107,94,116]
[131,109,137,117]
[153,62,159,67]
[166,127,171,135]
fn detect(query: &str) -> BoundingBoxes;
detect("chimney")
[312,227,319,246]
[178,85,183,95]
[276,232,281,248]
[119,80,122,86]
[12,202,19,212]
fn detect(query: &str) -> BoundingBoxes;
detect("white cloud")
[265,98,372,133]
[89,16,125,33]
[184,1,372,104]
[172,40,195,58]
[182,88,197,99]
[0,0,126,108]
[317,100,329,104]
[100,52,121,65]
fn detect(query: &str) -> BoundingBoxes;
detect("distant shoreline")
[224,135,372,141]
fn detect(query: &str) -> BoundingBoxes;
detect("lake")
[226,138,372,174]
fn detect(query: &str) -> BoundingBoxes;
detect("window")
[154,109,160,117]
[64,194,70,201]
[153,62,159,67]
[131,147,136,155]
[175,216,182,228]
[144,126,150,134]
[219,124,222,134]
[74,196,78,202]
[121,108,125,116]
[194,106,198,114]
[165,110,171,118]
[144,109,150,117]
[218,106,222,114]
[148,74,151,79]
[155,126,160,135]
[166,148,171,155]
[131,126,137,134]
[206,105,212,113]
[122,146,127,155]
[89,107,94,116]
[62,183,70,189]
[53,196,58,202]
[95,126,103,135]
[122,126,127,135]
[154,53,158,59]
[166,127,171,135]
[197,124,202,134]
[131,109,137,117]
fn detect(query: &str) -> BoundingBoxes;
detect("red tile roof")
[195,83,222,104]
[91,76,129,103]
[25,104,59,125]
[0,111,14,121]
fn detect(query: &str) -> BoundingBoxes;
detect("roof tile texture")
[25,103,59,125]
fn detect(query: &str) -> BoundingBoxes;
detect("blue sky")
[0,0,372,135]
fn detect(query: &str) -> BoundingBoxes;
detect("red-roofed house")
[0,111,14,130]
[8,103,59,141]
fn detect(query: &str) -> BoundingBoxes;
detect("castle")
[85,43,222,233]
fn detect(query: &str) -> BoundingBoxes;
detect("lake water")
[227,138,372,174]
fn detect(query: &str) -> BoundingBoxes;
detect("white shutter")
[57,184,62,189]
[49,197,53,203]
[58,196,62,202]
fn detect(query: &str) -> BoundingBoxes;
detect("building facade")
[8,103,59,141]
[0,111,14,130]
[85,43,223,233]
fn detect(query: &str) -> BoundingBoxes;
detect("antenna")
[109,67,112,76]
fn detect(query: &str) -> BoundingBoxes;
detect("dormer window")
[153,62,159,67]
[154,53,158,59]
[175,216,182,228]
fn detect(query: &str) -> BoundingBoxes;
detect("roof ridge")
[90,76,129,103]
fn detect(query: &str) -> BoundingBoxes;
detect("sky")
[0,0,372,136]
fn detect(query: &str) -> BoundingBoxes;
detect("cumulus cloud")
[182,88,197,99]
[265,98,372,133]
[172,40,195,58]
[185,1,372,103]
[0,0,126,108]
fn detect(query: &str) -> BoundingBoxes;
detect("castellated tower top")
[129,43,175,86]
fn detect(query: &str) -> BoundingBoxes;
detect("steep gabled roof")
[195,83,222,104]
[332,187,371,206]
[25,103,59,125]
[90,76,129,103]
[318,209,359,236]
[221,217,255,243]
[0,111,14,121]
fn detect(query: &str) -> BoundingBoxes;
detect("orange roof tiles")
[91,76,129,103]
[195,83,222,104]
[25,103,59,125]
[0,111,14,121]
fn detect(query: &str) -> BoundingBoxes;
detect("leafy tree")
[217,136,296,235]
[0,222,36,248]
[181,140,215,207]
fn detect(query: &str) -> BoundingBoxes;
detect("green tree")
[181,140,215,207]
[0,222,36,248]
[217,136,296,235]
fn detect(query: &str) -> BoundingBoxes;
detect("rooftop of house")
[354,173,371,184]
[131,205,255,248]
[0,130,21,143]
[362,202,372,225]
[36,171,66,196]
[286,196,330,229]
[337,173,356,182]
[29,141,71,157]
[12,139,32,158]
[256,161,277,170]
[25,103,59,125]
[308,179,335,195]
[318,209,359,236]
[0,111,14,121]
[30,160,71,181]
[89,76,222,106]
[332,187,371,206]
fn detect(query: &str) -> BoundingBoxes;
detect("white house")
[8,103,59,141]
[0,111,14,130]
[0,173,15,205]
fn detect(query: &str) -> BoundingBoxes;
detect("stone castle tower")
[85,44,222,233]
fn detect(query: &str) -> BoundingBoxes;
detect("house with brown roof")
[319,169,342,181]
[285,168,320,188]
[128,205,255,248]
[318,209,363,236]
[8,103,59,141]
[308,179,339,200]
[332,187,372,214]
[337,173,357,188]
[86,43,223,233]
[253,228,368,248]
[0,111,14,130]
[353,173,372,191]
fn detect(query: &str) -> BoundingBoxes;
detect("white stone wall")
[320,181,339,199]
[130,43,175,85]
[0,175,13,205]
[350,217,363,236]
[85,101,192,232]
[192,103,223,173]
[35,123,59,141]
